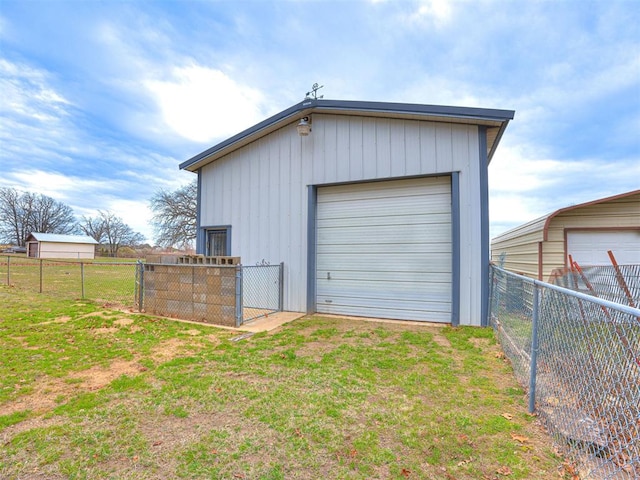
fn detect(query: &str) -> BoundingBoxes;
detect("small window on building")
[206,228,230,256]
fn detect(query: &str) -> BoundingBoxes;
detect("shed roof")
[180,98,515,172]
[27,233,99,244]
[491,189,640,244]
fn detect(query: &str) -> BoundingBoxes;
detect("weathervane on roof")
[305,83,324,100]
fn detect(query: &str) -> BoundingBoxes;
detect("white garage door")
[316,176,452,322]
[567,230,640,266]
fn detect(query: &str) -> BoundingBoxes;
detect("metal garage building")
[491,190,640,281]
[26,233,99,259]
[180,99,514,326]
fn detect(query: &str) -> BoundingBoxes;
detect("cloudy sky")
[1,0,638,243]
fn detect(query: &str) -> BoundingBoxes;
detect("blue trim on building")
[306,185,317,314]
[196,169,203,254]
[451,172,460,327]
[478,126,490,327]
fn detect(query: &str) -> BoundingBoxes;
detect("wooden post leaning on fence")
[607,250,637,310]
[572,259,640,367]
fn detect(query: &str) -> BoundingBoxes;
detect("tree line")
[0,182,196,256]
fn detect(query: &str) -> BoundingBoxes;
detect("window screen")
[206,228,228,256]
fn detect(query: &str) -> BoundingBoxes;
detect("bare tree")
[79,215,107,243]
[150,181,197,248]
[0,187,77,245]
[29,194,77,235]
[81,211,145,257]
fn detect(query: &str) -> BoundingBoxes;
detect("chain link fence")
[241,263,284,322]
[490,264,640,479]
[553,264,640,307]
[2,256,284,327]
[1,255,138,307]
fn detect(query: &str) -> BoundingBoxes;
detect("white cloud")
[104,198,155,244]
[145,65,266,143]
[404,0,455,27]
[0,59,71,122]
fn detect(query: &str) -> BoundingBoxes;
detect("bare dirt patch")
[92,327,119,335]
[70,359,145,390]
[34,315,72,326]
[3,337,195,418]
[114,318,134,326]
[432,332,452,348]
[0,416,65,445]
[181,329,202,336]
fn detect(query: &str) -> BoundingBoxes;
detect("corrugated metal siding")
[199,113,484,325]
[491,229,541,278]
[316,177,452,322]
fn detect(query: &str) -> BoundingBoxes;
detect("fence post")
[39,259,43,293]
[279,262,284,312]
[488,264,495,325]
[137,260,144,312]
[235,265,243,327]
[6,255,10,286]
[528,285,540,414]
[81,262,85,299]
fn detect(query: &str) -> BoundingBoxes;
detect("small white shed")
[180,99,514,326]
[26,233,99,259]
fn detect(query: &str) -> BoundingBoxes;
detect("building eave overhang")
[179,99,515,172]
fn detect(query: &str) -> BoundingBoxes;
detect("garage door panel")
[317,254,451,272]
[567,231,640,266]
[317,270,452,283]
[318,226,451,245]
[316,301,452,323]
[318,242,452,255]
[319,197,451,219]
[317,278,451,299]
[317,212,451,229]
[316,176,452,322]
[318,177,451,203]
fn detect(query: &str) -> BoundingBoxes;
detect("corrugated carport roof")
[491,189,640,244]
[179,99,515,172]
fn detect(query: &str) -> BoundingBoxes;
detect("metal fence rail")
[1,255,138,307]
[490,265,640,479]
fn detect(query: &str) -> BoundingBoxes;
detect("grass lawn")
[1,255,138,306]
[0,284,569,479]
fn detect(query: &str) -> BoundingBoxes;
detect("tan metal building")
[26,233,99,259]
[491,190,640,280]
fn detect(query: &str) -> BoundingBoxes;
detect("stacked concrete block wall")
[142,263,238,327]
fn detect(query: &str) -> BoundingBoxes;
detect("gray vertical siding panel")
[389,120,406,177]
[419,122,437,172]
[336,117,351,180]
[362,118,377,178]
[375,121,392,178]
[436,123,453,172]
[349,117,364,180]
[404,120,421,176]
